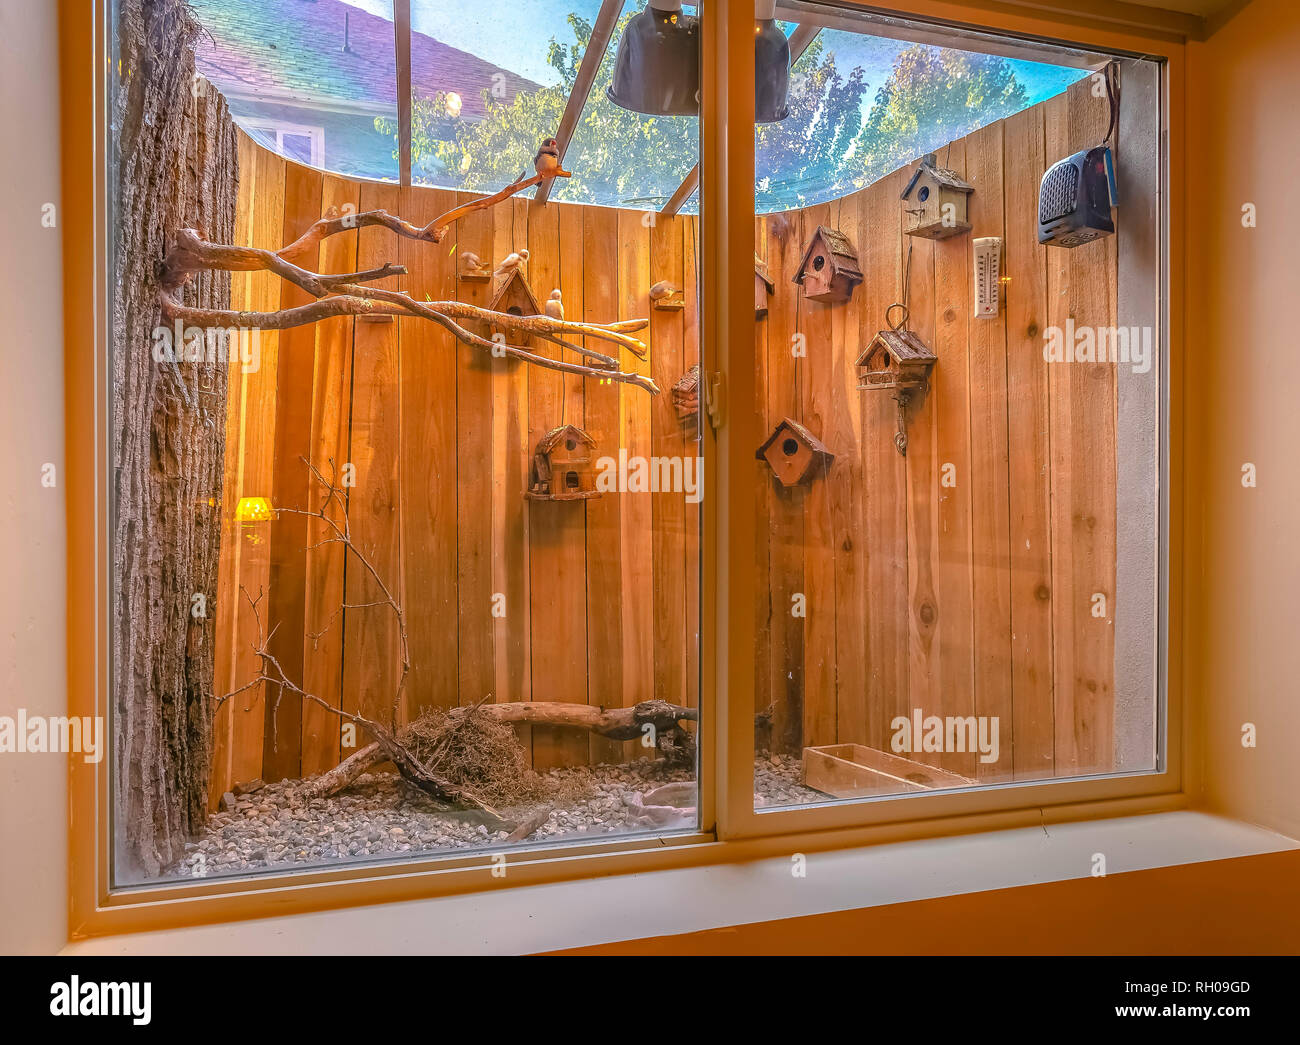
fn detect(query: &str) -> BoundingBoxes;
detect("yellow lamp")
[234,496,274,523]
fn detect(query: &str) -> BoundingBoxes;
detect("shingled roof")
[191,0,538,120]
[858,328,937,366]
[793,226,862,286]
[901,154,975,200]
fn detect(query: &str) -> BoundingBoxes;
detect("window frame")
[62,0,1187,939]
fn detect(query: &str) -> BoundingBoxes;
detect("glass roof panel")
[191,0,400,183]
[188,1,1090,212]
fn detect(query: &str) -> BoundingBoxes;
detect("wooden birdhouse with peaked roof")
[489,269,542,343]
[756,417,835,488]
[792,226,862,304]
[856,328,937,392]
[901,153,974,240]
[755,253,775,316]
[527,424,601,501]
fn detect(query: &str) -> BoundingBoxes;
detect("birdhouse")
[900,153,974,240]
[792,226,862,304]
[756,418,834,488]
[856,328,937,392]
[755,254,775,316]
[672,365,700,429]
[526,424,601,501]
[488,269,541,342]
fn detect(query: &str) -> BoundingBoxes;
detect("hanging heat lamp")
[606,2,701,117]
[605,2,791,122]
[754,0,790,123]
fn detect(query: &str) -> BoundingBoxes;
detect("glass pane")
[752,3,1162,810]
[191,0,400,182]
[110,0,701,884]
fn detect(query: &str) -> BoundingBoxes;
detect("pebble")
[164,755,821,878]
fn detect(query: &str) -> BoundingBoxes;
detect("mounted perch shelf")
[901,152,974,240]
[672,365,700,431]
[803,744,974,799]
[856,320,937,457]
[793,225,862,303]
[756,417,834,488]
[755,254,775,315]
[527,424,601,501]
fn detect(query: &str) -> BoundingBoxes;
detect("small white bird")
[460,251,488,276]
[544,288,564,320]
[494,248,530,279]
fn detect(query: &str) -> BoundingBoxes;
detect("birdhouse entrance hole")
[508,306,523,316]
[565,471,580,490]
[782,437,799,456]
[565,436,578,451]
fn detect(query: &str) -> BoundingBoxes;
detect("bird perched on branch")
[494,248,529,279]
[534,137,562,177]
[545,288,564,320]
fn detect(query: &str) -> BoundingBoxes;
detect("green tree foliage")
[847,45,1029,187]
[380,18,1029,211]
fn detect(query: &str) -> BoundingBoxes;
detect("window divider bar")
[395,0,412,189]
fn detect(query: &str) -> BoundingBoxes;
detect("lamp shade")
[606,4,701,117]
[755,18,791,123]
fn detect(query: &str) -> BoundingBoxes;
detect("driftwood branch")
[276,167,571,256]
[161,226,658,395]
[305,699,699,798]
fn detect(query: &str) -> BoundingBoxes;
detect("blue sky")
[341,0,1085,103]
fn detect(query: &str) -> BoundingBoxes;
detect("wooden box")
[802,744,974,799]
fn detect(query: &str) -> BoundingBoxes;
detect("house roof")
[537,424,596,454]
[756,417,834,460]
[901,155,975,199]
[489,269,542,316]
[191,0,538,119]
[858,328,937,366]
[793,226,862,286]
[755,254,775,291]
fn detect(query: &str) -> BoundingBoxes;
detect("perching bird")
[544,288,564,321]
[534,137,562,177]
[649,280,682,302]
[460,251,488,275]
[494,248,529,279]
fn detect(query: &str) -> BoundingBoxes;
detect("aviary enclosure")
[111,0,1163,881]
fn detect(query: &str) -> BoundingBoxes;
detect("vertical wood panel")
[454,194,498,709]
[528,200,589,770]
[931,139,978,781]
[263,162,323,783]
[1003,105,1057,781]
[860,170,910,752]
[799,202,838,749]
[651,216,687,708]
[342,182,403,733]
[300,176,359,777]
[583,206,624,764]
[763,209,805,754]
[492,198,532,718]
[617,210,654,736]
[965,124,1015,782]
[399,187,459,719]
[228,144,284,789]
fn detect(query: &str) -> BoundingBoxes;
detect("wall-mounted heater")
[1037,145,1116,248]
[1038,61,1120,248]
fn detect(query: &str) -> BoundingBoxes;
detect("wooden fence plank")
[1003,104,1056,781]
[300,175,359,777]
[965,124,1014,783]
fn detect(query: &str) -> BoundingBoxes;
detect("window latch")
[702,370,725,432]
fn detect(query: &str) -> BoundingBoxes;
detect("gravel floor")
[170,754,823,880]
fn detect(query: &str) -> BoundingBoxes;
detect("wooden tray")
[802,743,974,799]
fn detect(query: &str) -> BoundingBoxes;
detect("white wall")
[0,0,68,954]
